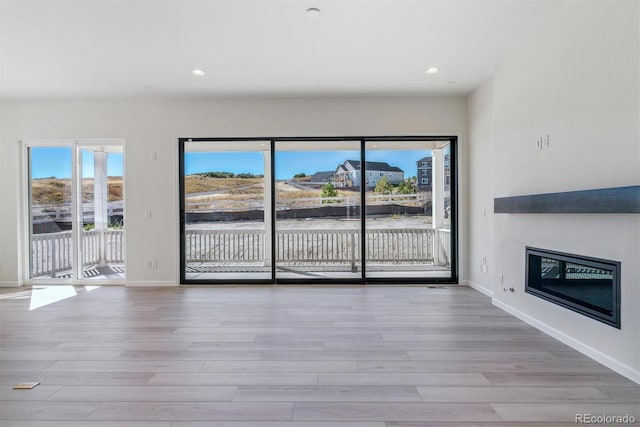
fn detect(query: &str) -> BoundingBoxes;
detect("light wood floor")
[0,285,638,426]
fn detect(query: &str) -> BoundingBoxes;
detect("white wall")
[0,96,467,286]
[468,0,640,381]
[467,78,495,297]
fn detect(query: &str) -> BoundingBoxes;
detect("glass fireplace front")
[525,247,620,328]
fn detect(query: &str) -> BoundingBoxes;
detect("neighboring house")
[416,154,451,191]
[416,156,433,190]
[335,160,404,188]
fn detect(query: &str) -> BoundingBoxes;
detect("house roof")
[309,171,335,181]
[343,160,403,173]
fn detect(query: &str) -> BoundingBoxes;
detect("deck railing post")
[350,231,356,272]
[50,237,57,278]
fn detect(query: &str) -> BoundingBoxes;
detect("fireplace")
[525,247,621,328]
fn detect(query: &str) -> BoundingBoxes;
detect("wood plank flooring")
[0,285,638,426]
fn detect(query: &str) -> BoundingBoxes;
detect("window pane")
[183,141,270,281]
[275,141,361,280]
[365,141,452,279]
[29,147,73,279]
[79,147,125,280]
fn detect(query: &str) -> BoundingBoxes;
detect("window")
[421,178,429,185]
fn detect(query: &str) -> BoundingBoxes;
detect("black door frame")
[179,135,458,285]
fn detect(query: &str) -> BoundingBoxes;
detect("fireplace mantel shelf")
[494,185,640,214]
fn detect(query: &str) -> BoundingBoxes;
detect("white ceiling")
[0,0,566,99]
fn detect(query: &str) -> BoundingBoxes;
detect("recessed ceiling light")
[425,67,440,74]
[306,7,321,18]
[192,68,206,76]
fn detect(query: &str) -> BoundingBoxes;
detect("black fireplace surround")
[525,247,621,328]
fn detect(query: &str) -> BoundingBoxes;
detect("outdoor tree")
[321,182,338,203]
[397,179,415,194]
[293,172,306,179]
[374,176,393,195]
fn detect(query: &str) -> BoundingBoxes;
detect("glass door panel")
[28,146,74,279]
[78,146,125,280]
[183,141,270,281]
[275,141,361,280]
[364,140,452,279]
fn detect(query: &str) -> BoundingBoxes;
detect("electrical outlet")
[146,260,158,269]
[145,211,152,219]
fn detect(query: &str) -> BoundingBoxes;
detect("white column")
[94,151,108,266]
[431,148,445,264]
[432,148,445,229]
[263,151,272,267]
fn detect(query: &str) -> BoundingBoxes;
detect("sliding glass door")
[78,145,125,279]
[180,137,457,284]
[275,141,361,280]
[364,140,452,279]
[27,141,125,282]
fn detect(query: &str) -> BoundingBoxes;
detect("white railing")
[276,229,360,266]
[186,229,265,263]
[435,228,451,267]
[186,228,447,266]
[31,227,449,278]
[366,228,434,264]
[32,231,73,278]
[31,229,125,278]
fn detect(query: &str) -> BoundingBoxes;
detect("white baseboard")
[464,279,493,297]
[493,298,640,385]
[0,281,22,287]
[125,281,178,287]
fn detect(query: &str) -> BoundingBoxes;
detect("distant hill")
[31,177,123,205]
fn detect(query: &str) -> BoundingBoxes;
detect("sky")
[30,147,123,179]
[30,146,446,180]
[186,149,438,180]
